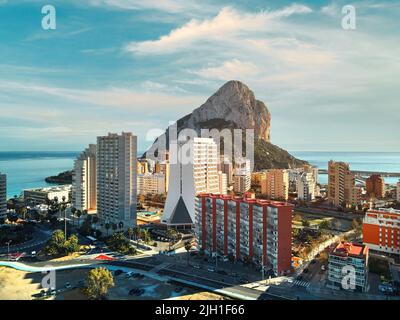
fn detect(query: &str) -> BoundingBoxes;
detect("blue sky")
[0,0,399,152]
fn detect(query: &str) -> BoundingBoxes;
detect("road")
[0,225,52,255]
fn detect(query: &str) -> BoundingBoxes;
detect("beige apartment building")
[328,161,361,207]
[72,144,97,212]
[261,169,289,201]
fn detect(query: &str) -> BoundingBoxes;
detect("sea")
[0,151,399,199]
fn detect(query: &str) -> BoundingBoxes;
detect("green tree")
[127,227,134,240]
[64,234,79,254]
[184,241,192,266]
[105,223,110,236]
[85,268,114,300]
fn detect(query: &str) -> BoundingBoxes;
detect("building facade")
[72,144,97,212]
[328,161,361,207]
[233,158,251,194]
[162,137,220,226]
[366,174,385,199]
[297,171,316,202]
[218,171,228,195]
[23,185,71,204]
[397,181,400,202]
[194,194,293,276]
[97,132,137,230]
[328,241,369,292]
[155,161,170,193]
[261,169,289,201]
[363,208,400,255]
[0,173,6,222]
[137,173,166,195]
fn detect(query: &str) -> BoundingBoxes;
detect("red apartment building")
[194,193,293,276]
[363,208,400,255]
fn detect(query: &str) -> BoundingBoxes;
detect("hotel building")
[137,173,166,195]
[155,161,170,193]
[72,144,97,212]
[261,169,289,201]
[23,185,71,204]
[137,160,149,175]
[396,181,400,202]
[328,161,361,207]
[218,171,228,195]
[366,174,385,199]
[97,132,137,230]
[0,173,6,221]
[328,241,369,292]
[363,208,400,255]
[194,194,293,276]
[162,137,220,226]
[233,158,251,194]
[297,171,316,202]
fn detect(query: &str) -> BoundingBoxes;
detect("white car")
[207,267,215,272]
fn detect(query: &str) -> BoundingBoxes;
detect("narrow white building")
[233,158,251,194]
[72,144,97,212]
[297,171,316,202]
[97,132,137,230]
[162,137,220,227]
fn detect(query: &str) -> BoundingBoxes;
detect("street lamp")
[6,240,12,256]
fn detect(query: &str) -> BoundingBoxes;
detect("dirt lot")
[0,267,226,300]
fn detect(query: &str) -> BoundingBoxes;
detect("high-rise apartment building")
[261,169,289,201]
[297,171,316,202]
[137,173,166,195]
[162,137,220,226]
[195,194,293,276]
[219,156,233,186]
[72,144,97,212]
[137,160,149,175]
[0,173,6,222]
[155,161,170,193]
[363,208,400,255]
[97,132,137,230]
[233,158,251,194]
[366,174,385,199]
[328,241,369,292]
[328,161,361,207]
[218,171,228,195]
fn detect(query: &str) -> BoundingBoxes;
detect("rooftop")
[332,241,367,258]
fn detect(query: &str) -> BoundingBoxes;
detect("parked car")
[217,270,228,275]
[64,282,72,289]
[207,267,215,272]
[193,265,201,269]
[114,270,123,276]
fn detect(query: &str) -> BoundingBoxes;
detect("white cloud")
[125,5,313,55]
[190,59,260,81]
[86,0,215,14]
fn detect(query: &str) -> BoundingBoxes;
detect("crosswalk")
[292,280,310,288]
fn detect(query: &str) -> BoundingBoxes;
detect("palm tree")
[105,223,110,237]
[70,207,77,227]
[111,223,117,234]
[184,241,192,266]
[127,227,134,240]
[118,221,124,231]
[76,210,82,228]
